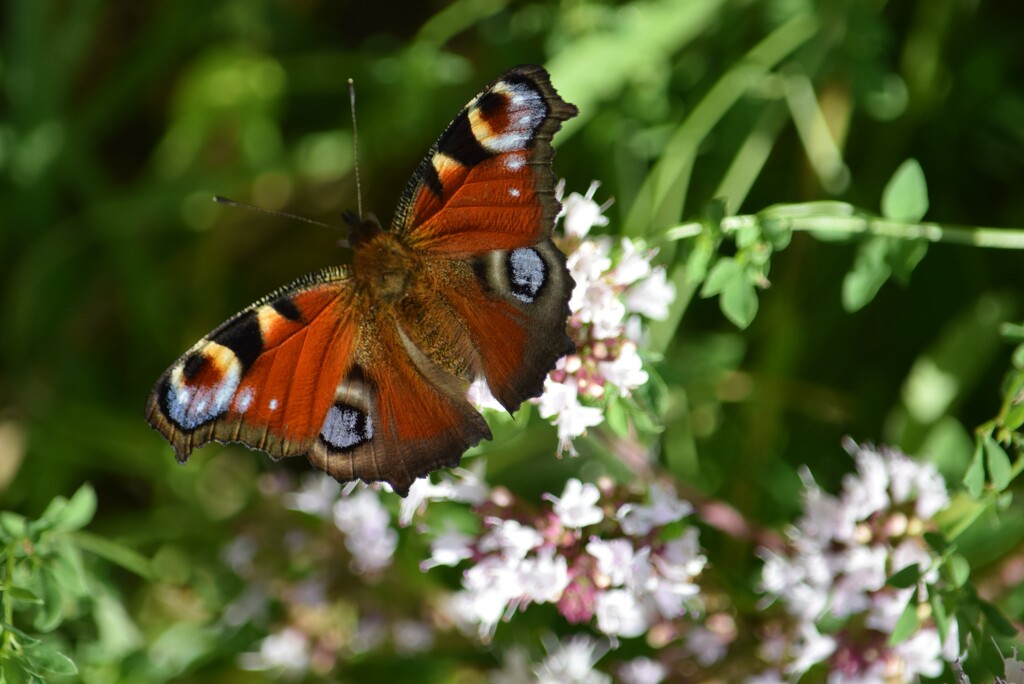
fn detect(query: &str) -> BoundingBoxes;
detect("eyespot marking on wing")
[320,402,374,452]
[508,247,547,303]
[161,342,242,430]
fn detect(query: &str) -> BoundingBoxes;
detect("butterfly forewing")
[147,65,578,495]
[393,64,578,254]
[146,267,358,462]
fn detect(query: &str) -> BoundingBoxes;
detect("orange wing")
[145,267,490,495]
[392,64,577,256]
[390,65,578,411]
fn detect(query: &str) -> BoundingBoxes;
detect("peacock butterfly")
[146,65,578,496]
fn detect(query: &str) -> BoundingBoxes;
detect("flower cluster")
[752,439,958,682]
[492,634,611,684]
[421,477,707,643]
[528,181,676,455]
[224,475,435,677]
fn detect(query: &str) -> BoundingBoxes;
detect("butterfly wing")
[145,267,490,495]
[148,66,576,494]
[391,64,578,412]
[393,64,577,255]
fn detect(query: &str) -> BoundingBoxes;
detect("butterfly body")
[147,65,577,495]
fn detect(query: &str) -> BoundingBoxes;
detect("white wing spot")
[320,404,374,450]
[509,187,521,197]
[269,398,279,411]
[504,155,525,171]
[235,388,254,413]
[508,248,546,303]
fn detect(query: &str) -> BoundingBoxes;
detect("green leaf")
[984,435,1013,491]
[683,234,715,285]
[979,600,1017,636]
[736,222,759,249]
[1005,401,1024,433]
[759,216,792,250]
[922,531,949,554]
[0,513,26,540]
[33,568,65,633]
[889,588,920,645]
[50,540,89,597]
[69,531,155,580]
[841,237,891,312]
[887,563,921,588]
[605,397,629,438]
[882,158,929,222]
[53,484,96,532]
[705,196,728,228]
[6,586,42,605]
[720,277,758,329]
[884,238,928,285]
[700,256,742,297]
[24,643,77,676]
[945,553,971,588]
[930,592,949,642]
[963,439,985,499]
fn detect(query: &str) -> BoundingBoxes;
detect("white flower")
[332,487,397,573]
[786,623,836,675]
[536,634,611,684]
[586,538,641,587]
[795,467,856,546]
[884,447,949,518]
[624,266,675,320]
[467,377,506,412]
[283,474,340,518]
[573,279,625,338]
[617,483,693,536]
[618,656,667,684]
[400,477,455,527]
[894,628,944,679]
[536,379,605,455]
[398,464,489,526]
[239,627,309,674]
[654,528,707,580]
[842,442,891,520]
[829,544,888,617]
[456,556,521,637]
[1004,649,1024,684]
[865,587,914,634]
[597,342,648,394]
[547,478,604,529]
[493,646,534,684]
[481,518,543,560]
[744,672,786,684]
[421,524,475,570]
[567,238,613,285]
[519,547,570,604]
[611,238,653,286]
[593,588,648,637]
[560,180,610,239]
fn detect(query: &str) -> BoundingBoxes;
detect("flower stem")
[666,201,1024,249]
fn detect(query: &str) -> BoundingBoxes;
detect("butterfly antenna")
[213,196,351,248]
[348,78,364,221]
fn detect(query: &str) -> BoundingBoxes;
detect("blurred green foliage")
[2,0,1024,681]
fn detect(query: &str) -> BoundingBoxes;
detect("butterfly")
[146,65,578,496]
